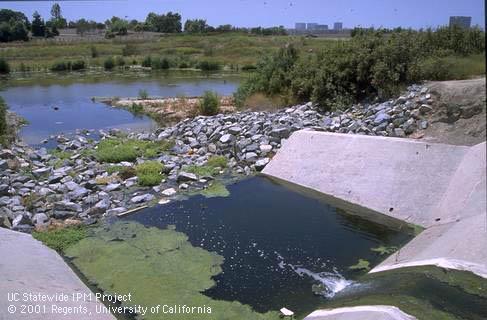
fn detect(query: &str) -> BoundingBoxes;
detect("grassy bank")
[0,33,343,73]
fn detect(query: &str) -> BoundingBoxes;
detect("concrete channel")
[263,130,486,320]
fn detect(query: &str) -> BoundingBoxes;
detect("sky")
[0,0,485,29]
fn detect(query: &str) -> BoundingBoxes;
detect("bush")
[197,60,220,71]
[115,56,126,67]
[122,43,138,56]
[71,60,86,71]
[199,91,220,116]
[0,58,10,74]
[135,161,164,186]
[138,89,149,99]
[103,57,115,70]
[141,55,152,68]
[50,60,71,72]
[96,138,172,163]
[90,46,98,58]
[241,64,257,71]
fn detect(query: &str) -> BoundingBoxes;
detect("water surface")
[126,176,412,317]
[0,72,239,145]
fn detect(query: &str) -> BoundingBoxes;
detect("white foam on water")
[274,251,353,298]
[293,267,353,298]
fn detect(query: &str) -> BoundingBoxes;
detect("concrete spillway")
[263,130,486,320]
[0,227,115,320]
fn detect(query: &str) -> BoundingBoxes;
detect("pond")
[121,176,413,317]
[0,72,240,146]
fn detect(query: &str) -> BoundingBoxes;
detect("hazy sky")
[0,0,485,29]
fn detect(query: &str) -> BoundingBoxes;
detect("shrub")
[103,57,115,70]
[199,91,219,116]
[71,60,85,71]
[122,43,137,56]
[197,60,220,71]
[50,60,71,72]
[130,103,143,114]
[135,161,164,186]
[119,166,136,180]
[141,55,152,68]
[90,46,98,58]
[138,89,149,99]
[241,64,257,71]
[0,58,10,74]
[115,56,126,67]
[96,138,171,163]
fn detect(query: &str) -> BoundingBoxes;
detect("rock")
[12,213,32,228]
[32,213,49,228]
[270,127,291,139]
[179,183,189,190]
[0,184,9,196]
[32,167,51,178]
[68,187,89,200]
[161,188,177,197]
[419,104,433,114]
[219,134,234,144]
[393,128,406,137]
[106,207,126,216]
[0,160,8,170]
[177,172,198,182]
[105,183,121,192]
[54,200,81,212]
[53,210,76,219]
[259,144,273,154]
[48,174,64,184]
[245,152,258,163]
[255,158,270,171]
[373,112,391,125]
[91,198,111,215]
[130,194,155,204]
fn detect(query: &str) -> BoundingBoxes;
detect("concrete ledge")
[304,306,417,320]
[263,131,486,278]
[0,227,115,320]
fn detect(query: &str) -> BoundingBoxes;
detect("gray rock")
[373,112,391,125]
[219,134,234,144]
[270,127,291,139]
[105,183,121,192]
[13,213,32,228]
[130,194,155,204]
[0,184,9,196]
[419,104,433,114]
[161,188,177,197]
[228,126,243,135]
[106,207,126,216]
[0,160,8,170]
[54,200,81,212]
[177,172,198,182]
[32,167,51,178]
[255,158,270,171]
[32,213,49,227]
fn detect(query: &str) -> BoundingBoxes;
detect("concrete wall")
[263,131,486,278]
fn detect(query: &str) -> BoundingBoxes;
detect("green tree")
[31,11,46,37]
[184,19,209,33]
[145,12,181,33]
[49,3,67,29]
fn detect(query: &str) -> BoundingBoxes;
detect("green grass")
[135,161,164,186]
[0,33,342,73]
[95,138,174,163]
[186,155,228,177]
[442,54,486,79]
[349,259,371,271]
[33,226,87,253]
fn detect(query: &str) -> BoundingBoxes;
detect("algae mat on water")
[65,221,280,320]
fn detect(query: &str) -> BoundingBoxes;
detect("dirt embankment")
[421,78,486,146]
[107,96,236,124]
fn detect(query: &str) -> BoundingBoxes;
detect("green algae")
[200,181,230,198]
[349,259,371,271]
[370,245,398,256]
[65,221,279,320]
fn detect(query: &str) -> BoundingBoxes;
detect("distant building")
[333,22,343,31]
[449,16,472,28]
[307,23,318,31]
[317,24,329,31]
[295,23,306,31]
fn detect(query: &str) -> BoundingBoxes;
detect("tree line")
[0,3,287,42]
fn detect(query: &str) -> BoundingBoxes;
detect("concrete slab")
[0,228,115,320]
[263,131,487,278]
[304,306,416,320]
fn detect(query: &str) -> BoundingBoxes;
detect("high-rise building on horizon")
[307,23,318,31]
[295,22,306,31]
[449,16,472,28]
[333,22,343,30]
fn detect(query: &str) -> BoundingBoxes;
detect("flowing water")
[124,176,413,317]
[0,72,239,145]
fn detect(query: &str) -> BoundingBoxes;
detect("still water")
[0,73,239,145]
[125,177,413,317]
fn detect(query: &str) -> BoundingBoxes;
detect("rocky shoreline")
[0,84,434,232]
